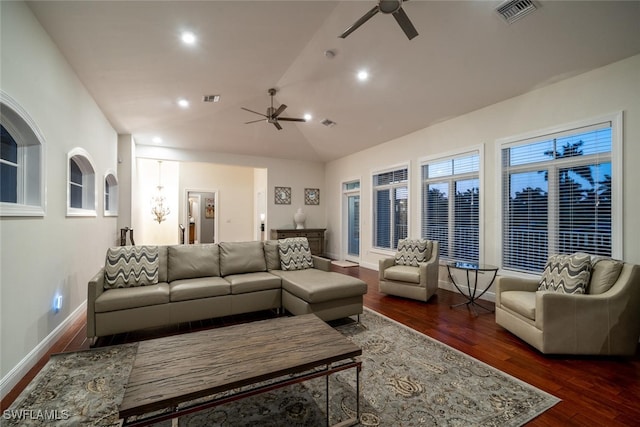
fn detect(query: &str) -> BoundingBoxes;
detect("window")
[343,180,360,259]
[0,92,45,216]
[373,167,408,250]
[104,172,118,216]
[501,117,619,273]
[421,152,480,263]
[67,148,96,216]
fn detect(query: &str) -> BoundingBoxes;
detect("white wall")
[178,162,255,243]
[0,1,118,390]
[136,146,327,239]
[325,55,640,277]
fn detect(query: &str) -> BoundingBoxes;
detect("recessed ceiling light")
[304,113,312,121]
[181,31,196,45]
[357,70,369,81]
[177,98,189,108]
[152,136,162,144]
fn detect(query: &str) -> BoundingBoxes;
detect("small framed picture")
[274,186,291,205]
[305,188,320,205]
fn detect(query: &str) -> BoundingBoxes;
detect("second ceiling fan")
[339,0,418,40]
[242,88,306,130]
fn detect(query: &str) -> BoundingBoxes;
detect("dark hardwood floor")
[2,265,639,425]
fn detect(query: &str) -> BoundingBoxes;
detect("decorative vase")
[294,208,306,229]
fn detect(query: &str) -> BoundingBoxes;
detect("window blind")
[421,152,480,263]
[373,167,408,250]
[502,122,612,273]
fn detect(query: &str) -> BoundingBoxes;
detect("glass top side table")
[446,261,498,316]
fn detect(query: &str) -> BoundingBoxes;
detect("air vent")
[202,94,221,103]
[496,0,538,24]
[321,118,337,128]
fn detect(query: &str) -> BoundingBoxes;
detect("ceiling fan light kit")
[339,0,418,40]
[241,88,306,131]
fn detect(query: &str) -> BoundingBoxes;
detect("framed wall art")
[274,186,291,204]
[305,188,320,205]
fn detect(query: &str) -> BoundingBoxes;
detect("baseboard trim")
[0,300,86,400]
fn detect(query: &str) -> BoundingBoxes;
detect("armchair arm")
[87,268,105,338]
[420,241,440,294]
[494,275,540,308]
[378,257,395,280]
[312,255,332,272]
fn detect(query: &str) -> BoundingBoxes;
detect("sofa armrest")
[312,255,332,272]
[378,258,395,280]
[422,241,440,293]
[87,268,105,339]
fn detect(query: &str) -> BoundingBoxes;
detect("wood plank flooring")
[2,265,639,426]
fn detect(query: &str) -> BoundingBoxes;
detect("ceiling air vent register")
[321,119,337,128]
[203,95,221,103]
[496,0,538,24]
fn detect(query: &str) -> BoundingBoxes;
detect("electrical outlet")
[54,295,63,312]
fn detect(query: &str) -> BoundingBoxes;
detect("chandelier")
[151,160,170,224]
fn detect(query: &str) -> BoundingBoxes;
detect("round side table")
[446,261,498,316]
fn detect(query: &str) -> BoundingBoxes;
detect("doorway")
[185,190,218,244]
[342,180,361,262]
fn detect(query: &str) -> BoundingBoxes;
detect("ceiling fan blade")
[241,107,267,117]
[272,104,287,118]
[273,121,283,130]
[393,7,418,40]
[278,117,306,122]
[245,119,266,124]
[339,5,380,38]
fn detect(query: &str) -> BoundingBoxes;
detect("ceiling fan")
[339,0,418,40]
[241,88,306,130]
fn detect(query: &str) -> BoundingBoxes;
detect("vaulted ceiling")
[27,1,640,162]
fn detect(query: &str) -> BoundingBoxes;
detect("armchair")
[495,258,640,355]
[379,239,439,302]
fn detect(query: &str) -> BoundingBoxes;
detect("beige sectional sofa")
[87,240,367,340]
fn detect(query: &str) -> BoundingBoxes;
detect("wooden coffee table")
[119,314,362,426]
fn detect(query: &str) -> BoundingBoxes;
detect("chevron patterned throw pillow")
[538,253,592,294]
[104,246,159,289]
[278,237,313,271]
[395,239,431,267]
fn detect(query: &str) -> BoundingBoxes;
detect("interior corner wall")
[0,1,118,390]
[325,54,640,270]
[117,134,135,232]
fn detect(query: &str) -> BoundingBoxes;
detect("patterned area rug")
[6,309,559,426]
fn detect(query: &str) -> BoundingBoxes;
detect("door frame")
[184,188,219,244]
[341,179,361,263]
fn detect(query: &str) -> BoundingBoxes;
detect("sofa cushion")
[95,283,170,312]
[384,265,421,284]
[225,272,282,294]
[272,269,367,303]
[104,246,159,289]
[589,257,623,295]
[263,240,281,271]
[278,237,313,271]
[167,244,219,282]
[169,277,230,302]
[538,253,592,294]
[219,241,267,276]
[500,291,536,321]
[395,239,431,267]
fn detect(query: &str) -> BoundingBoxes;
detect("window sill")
[66,208,97,217]
[0,202,45,217]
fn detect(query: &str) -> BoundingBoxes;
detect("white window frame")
[496,112,623,277]
[420,146,484,264]
[0,91,46,217]
[104,170,118,217]
[371,163,410,254]
[67,147,97,217]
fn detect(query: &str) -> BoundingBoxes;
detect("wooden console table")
[271,228,326,256]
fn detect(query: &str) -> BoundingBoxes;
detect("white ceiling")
[27,1,640,163]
